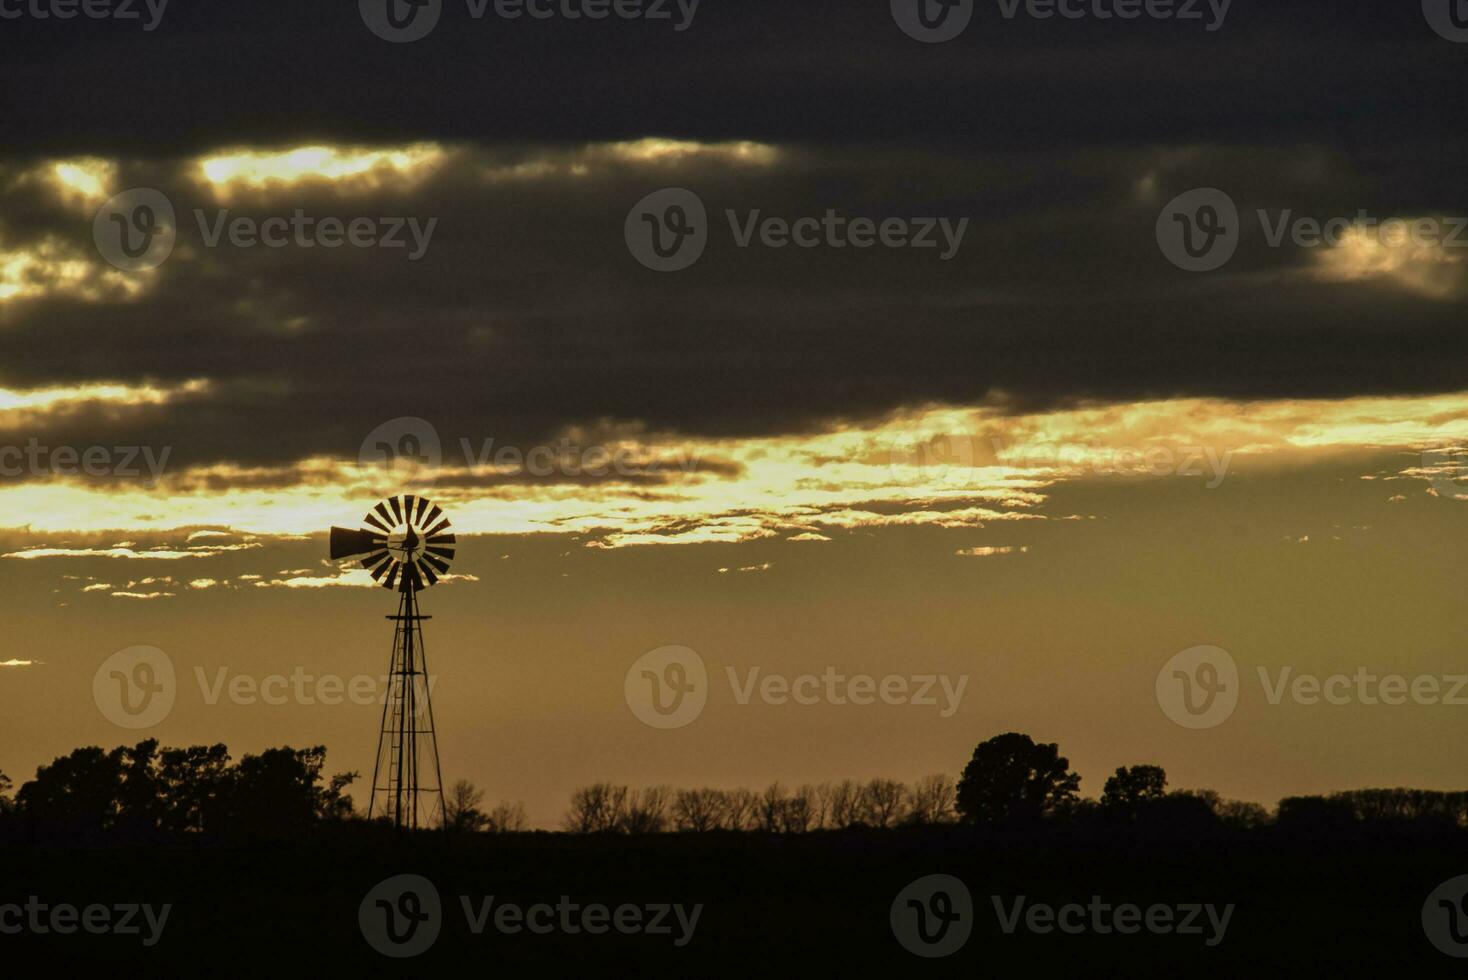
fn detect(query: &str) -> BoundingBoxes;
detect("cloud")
[718,563,771,574]
[249,568,481,589]
[1,542,262,560]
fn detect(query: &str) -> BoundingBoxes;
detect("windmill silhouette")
[330,494,456,830]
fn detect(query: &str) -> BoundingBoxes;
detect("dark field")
[2,825,1461,973]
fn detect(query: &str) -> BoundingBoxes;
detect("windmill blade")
[383,561,401,591]
[421,502,443,528]
[330,526,380,560]
[369,557,394,582]
[417,560,439,587]
[373,501,394,527]
[363,510,391,533]
[422,553,450,575]
[427,532,456,545]
[413,496,431,525]
[426,517,452,536]
[361,551,391,573]
[388,496,404,523]
[426,546,455,562]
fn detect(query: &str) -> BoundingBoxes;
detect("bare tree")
[757,782,786,832]
[1216,798,1270,829]
[781,785,816,832]
[564,783,628,833]
[621,785,672,833]
[673,788,726,832]
[444,779,489,832]
[827,779,863,827]
[809,782,833,830]
[906,774,957,825]
[720,788,757,830]
[861,779,908,828]
[485,800,528,833]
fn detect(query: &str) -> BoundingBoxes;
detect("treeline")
[555,733,1468,836]
[5,733,1468,842]
[0,740,356,842]
[1279,789,1468,828]
[563,775,957,833]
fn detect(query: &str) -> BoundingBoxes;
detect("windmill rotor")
[331,493,456,592]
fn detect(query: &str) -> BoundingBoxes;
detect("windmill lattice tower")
[330,494,456,831]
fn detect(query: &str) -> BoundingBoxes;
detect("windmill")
[330,494,456,831]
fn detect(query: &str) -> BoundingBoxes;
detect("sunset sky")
[2,1,1466,825]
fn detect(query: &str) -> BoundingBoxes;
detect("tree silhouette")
[1101,765,1168,811]
[485,800,528,833]
[906,774,957,824]
[955,733,1081,827]
[157,744,232,836]
[16,745,125,841]
[227,746,354,839]
[445,779,490,832]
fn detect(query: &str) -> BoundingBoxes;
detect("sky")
[1,0,1466,825]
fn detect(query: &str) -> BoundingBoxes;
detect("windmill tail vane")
[330,494,456,831]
